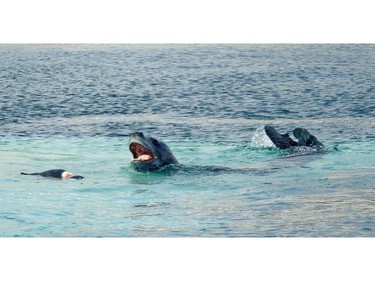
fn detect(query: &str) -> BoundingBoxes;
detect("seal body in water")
[129,132,179,172]
[264,125,324,150]
[128,131,324,175]
[21,169,84,179]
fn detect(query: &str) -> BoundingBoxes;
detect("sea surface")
[0,44,374,237]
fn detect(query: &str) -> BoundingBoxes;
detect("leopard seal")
[129,132,179,172]
[128,130,324,175]
[21,169,84,179]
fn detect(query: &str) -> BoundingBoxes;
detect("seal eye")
[151,138,159,146]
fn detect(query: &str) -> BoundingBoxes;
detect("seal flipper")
[293,128,310,146]
[293,128,324,148]
[264,125,298,149]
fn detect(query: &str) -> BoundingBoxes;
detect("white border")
[1,0,374,278]
[1,238,374,281]
[0,0,374,43]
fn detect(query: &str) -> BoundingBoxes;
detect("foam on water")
[250,126,275,148]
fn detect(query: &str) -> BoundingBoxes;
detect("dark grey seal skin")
[264,125,324,150]
[21,169,84,179]
[129,132,179,172]
[128,131,324,177]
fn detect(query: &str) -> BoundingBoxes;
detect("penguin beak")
[70,175,84,180]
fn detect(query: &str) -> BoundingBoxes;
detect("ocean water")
[0,44,374,237]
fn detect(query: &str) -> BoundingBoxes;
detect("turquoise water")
[1,44,375,236]
[1,119,375,237]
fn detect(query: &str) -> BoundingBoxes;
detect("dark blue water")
[1,44,375,237]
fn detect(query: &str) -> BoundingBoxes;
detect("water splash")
[250,126,275,148]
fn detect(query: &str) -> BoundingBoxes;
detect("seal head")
[129,132,179,171]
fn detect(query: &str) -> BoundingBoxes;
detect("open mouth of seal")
[129,143,154,161]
